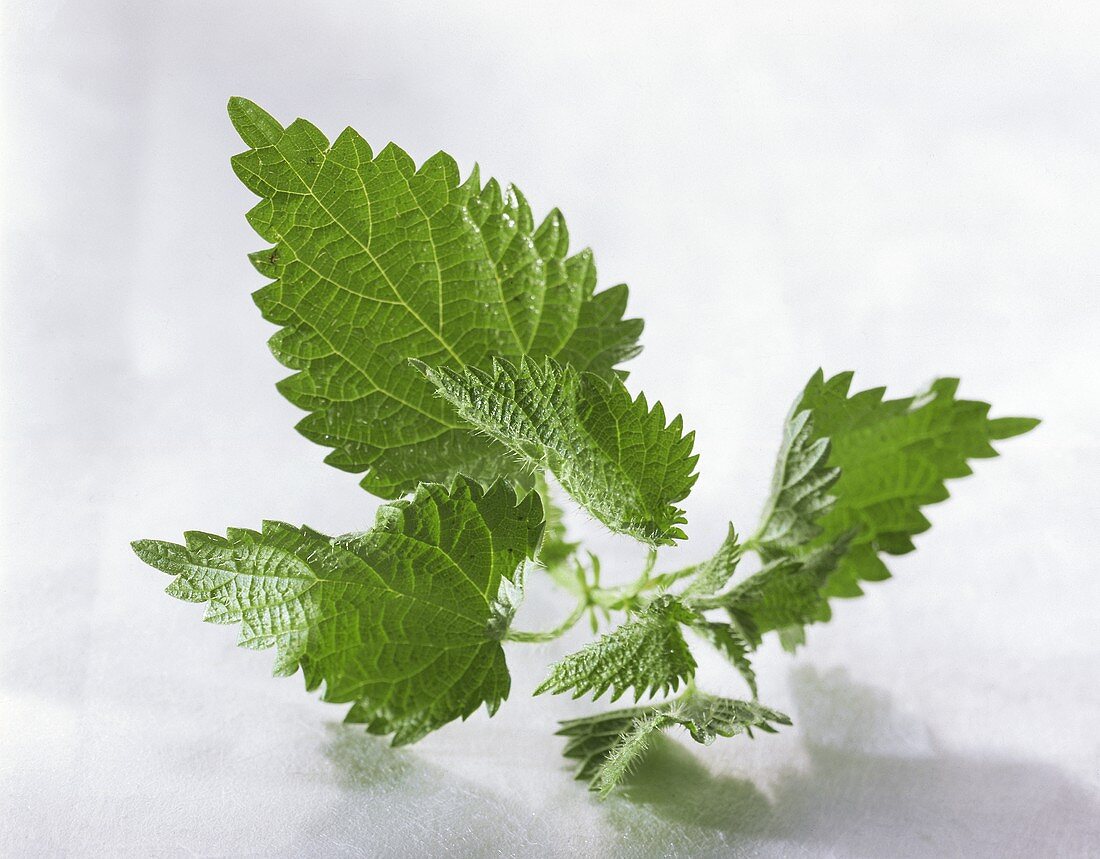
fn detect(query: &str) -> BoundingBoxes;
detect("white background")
[2,1,1098,856]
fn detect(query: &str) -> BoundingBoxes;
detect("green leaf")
[587,710,666,796]
[680,525,743,598]
[556,691,790,795]
[695,540,851,648]
[228,97,642,498]
[535,595,698,702]
[131,477,543,745]
[418,357,698,545]
[736,370,1037,645]
[754,409,839,554]
[776,624,806,654]
[792,371,1039,599]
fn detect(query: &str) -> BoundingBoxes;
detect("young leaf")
[131,478,543,745]
[590,710,667,795]
[535,595,699,702]
[786,371,1040,599]
[680,525,743,598]
[228,97,642,498]
[557,692,791,795]
[418,357,698,545]
[693,539,851,648]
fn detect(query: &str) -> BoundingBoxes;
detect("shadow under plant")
[311,665,1098,857]
[293,726,560,855]
[604,666,1100,857]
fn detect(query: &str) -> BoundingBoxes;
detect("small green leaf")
[535,595,699,702]
[132,477,543,745]
[745,370,1040,643]
[697,539,851,648]
[418,357,698,545]
[681,525,743,598]
[795,371,1039,599]
[590,710,666,796]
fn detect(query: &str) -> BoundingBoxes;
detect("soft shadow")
[605,739,771,837]
[604,667,1100,857]
[284,725,561,857]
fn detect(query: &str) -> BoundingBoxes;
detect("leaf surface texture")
[557,692,790,794]
[420,357,697,545]
[132,478,543,744]
[229,97,642,496]
[535,596,698,701]
[745,371,1039,640]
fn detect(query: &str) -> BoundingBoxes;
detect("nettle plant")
[133,98,1038,795]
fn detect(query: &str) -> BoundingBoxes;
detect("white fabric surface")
[2,2,1098,856]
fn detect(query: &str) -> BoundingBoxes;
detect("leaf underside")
[557,692,790,795]
[420,357,698,545]
[228,97,642,498]
[755,409,839,553]
[132,478,543,745]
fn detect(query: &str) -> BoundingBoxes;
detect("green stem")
[682,592,725,611]
[648,563,702,589]
[505,599,588,643]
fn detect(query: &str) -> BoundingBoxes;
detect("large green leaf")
[419,357,698,545]
[131,478,543,745]
[228,97,642,497]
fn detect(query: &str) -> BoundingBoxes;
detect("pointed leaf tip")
[988,416,1042,440]
[227,97,282,148]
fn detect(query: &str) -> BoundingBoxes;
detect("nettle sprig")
[132,99,1038,795]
